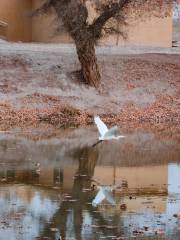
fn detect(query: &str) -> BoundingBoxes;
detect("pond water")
[0,127,179,240]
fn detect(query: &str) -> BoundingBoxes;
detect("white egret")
[93,116,125,146]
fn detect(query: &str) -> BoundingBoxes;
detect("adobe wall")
[100,16,173,47]
[0,0,32,42]
[0,21,8,40]
[32,0,172,47]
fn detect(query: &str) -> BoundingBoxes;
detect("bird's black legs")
[92,140,102,147]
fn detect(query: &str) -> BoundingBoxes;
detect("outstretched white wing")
[104,126,118,138]
[94,116,108,137]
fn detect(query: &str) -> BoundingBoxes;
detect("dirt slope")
[0,43,179,132]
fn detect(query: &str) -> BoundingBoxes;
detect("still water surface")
[0,127,179,240]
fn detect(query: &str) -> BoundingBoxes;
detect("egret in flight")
[93,116,125,146]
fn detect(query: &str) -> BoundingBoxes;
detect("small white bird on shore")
[94,116,125,142]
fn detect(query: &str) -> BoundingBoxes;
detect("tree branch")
[90,0,131,34]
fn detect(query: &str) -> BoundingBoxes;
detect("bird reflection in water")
[39,145,122,240]
[92,185,116,207]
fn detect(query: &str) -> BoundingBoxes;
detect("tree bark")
[76,41,101,88]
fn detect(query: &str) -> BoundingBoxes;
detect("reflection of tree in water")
[40,146,122,240]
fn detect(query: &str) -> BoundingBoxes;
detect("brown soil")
[0,43,179,137]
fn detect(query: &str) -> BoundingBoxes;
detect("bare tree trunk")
[76,41,101,88]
